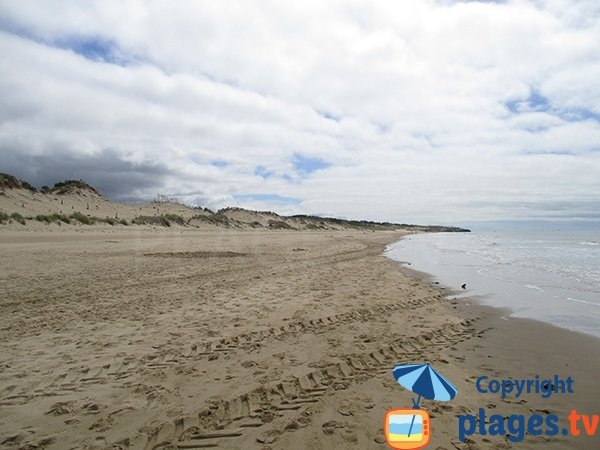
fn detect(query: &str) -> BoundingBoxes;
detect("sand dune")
[0,175,469,233]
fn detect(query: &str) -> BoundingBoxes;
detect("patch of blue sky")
[210,160,228,168]
[505,98,521,113]
[506,88,600,124]
[556,108,600,123]
[375,122,392,134]
[292,153,331,175]
[254,165,274,178]
[521,149,574,156]
[0,17,31,40]
[315,109,341,122]
[0,20,137,67]
[54,35,137,66]
[506,89,549,113]
[234,194,301,205]
[527,91,549,110]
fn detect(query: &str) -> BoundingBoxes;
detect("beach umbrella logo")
[385,363,457,449]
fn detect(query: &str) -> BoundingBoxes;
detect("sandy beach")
[3,1,600,448]
[1,228,598,450]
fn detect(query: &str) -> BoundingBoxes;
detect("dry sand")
[1,228,599,450]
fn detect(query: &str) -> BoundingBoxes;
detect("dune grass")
[131,215,184,227]
[189,213,232,226]
[32,212,129,226]
[35,213,71,224]
[10,212,26,225]
[69,212,95,225]
[50,179,100,195]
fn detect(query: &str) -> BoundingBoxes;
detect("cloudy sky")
[1,0,599,226]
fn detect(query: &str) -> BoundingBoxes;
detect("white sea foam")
[525,284,545,293]
[580,241,599,246]
[385,230,600,338]
[566,297,600,307]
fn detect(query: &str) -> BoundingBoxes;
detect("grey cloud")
[0,1,599,225]
[1,148,171,201]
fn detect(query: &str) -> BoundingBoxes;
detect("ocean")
[385,230,600,338]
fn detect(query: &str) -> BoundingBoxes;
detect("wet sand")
[0,229,598,449]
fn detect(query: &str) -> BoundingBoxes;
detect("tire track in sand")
[108,319,482,449]
[0,296,441,407]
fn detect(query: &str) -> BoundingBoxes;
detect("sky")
[0,0,599,227]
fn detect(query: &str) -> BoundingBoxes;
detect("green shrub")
[0,173,37,192]
[268,220,294,230]
[35,213,71,224]
[131,215,171,227]
[0,210,9,223]
[161,214,186,225]
[50,179,99,195]
[130,214,186,227]
[190,214,231,226]
[104,217,130,226]
[69,212,95,225]
[56,214,71,224]
[10,212,26,225]
[98,217,117,225]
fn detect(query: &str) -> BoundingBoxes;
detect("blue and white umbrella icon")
[392,363,458,437]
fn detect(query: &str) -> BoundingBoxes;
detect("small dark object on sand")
[461,283,467,289]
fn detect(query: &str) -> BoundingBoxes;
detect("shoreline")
[386,237,600,345]
[385,237,600,449]
[0,229,598,449]
[383,236,600,449]
[385,232,600,340]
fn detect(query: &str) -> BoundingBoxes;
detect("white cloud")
[0,0,599,225]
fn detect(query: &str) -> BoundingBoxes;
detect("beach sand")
[1,229,599,449]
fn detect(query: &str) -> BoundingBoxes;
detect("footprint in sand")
[321,420,347,436]
[46,400,78,416]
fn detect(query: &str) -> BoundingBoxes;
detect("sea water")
[385,230,600,338]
